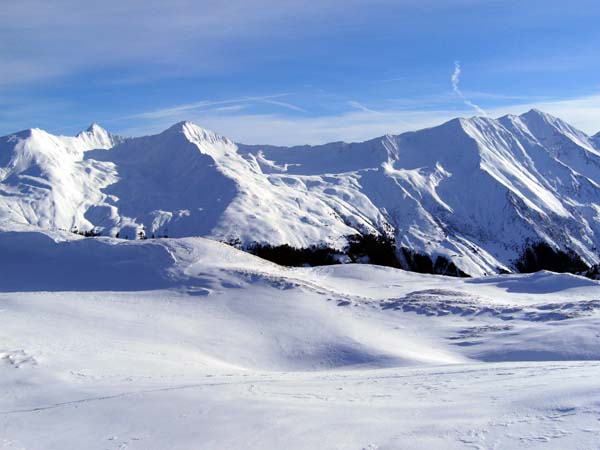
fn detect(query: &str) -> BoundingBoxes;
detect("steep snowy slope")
[239,111,600,274]
[0,125,122,231]
[85,122,240,238]
[0,110,599,275]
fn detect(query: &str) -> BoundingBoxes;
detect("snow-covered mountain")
[1,110,599,276]
[0,123,123,231]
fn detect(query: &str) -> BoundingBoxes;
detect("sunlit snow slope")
[1,231,600,449]
[1,110,599,275]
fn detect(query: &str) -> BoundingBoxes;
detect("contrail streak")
[452,61,487,116]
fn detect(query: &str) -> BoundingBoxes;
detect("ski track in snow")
[1,362,600,449]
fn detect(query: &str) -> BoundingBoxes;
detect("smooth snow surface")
[1,111,600,275]
[1,231,600,449]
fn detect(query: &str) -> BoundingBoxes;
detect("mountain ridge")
[1,109,599,276]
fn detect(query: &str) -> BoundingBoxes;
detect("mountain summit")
[75,123,123,149]
[1,111,599,276]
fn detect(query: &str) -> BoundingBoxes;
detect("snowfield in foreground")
[1,231,600,449]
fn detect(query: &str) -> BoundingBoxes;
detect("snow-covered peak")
[518,108,598,153]
[163,121,232,146]
[520,108,557,123]
[76,123,122,150]
[86,122,105,133]
[518,109,577,137]
[163,120,197,134]
[508,109,569,142]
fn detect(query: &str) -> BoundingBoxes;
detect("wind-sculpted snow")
[378,288,600,322]
[1,231,600,448]
[1,110,599,275]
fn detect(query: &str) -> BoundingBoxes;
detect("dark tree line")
[245,242,342,267]
[243,235,598,278]
[70,227,101,237]
[68,224,597,278]
[515,242,589,274]
[244,233,470,277]
[584,264,600,280]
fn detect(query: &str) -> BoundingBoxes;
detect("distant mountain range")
[1,109,599,276]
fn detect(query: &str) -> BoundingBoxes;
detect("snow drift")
[1,227,600,449]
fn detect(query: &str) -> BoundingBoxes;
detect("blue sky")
[2,0,600,144]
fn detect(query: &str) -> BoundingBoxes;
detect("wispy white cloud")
[113,91,600,146]
[385,90,548,109]
[212,105,248,113]
[128,94,294,120]
[347,100,382,114]
[486,93,600,135]
[261,99,307,113]
[1,0,515,88]
[0,0,442,87]
[117,108,460,145]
